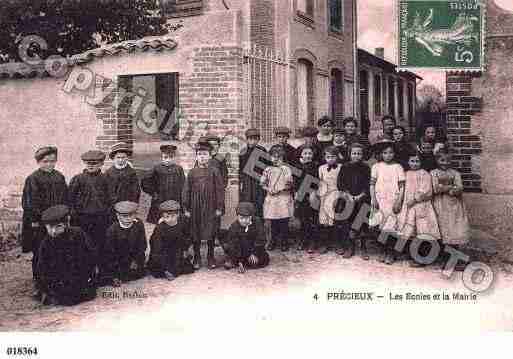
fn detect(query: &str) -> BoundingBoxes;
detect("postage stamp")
[397,0,486,71]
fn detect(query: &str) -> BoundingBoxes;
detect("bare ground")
[2,235,513,333]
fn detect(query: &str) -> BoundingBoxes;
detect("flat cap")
[274,127,291,136]
[109,142,132,159]
[317,116,334,127]
[41,205,70,224]
[333,127,346,135]
[81,150,106,163]
[159,200,181,212]
[114,201,138,214]
[195,139,212,152]
[302,126,319,137]
[160,144,177,153]
[35,146,58,162]
[236,202,255,216]
[205,135,221,143]
[245,128,261,138]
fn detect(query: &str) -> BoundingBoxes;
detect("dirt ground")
[2,234,513,333]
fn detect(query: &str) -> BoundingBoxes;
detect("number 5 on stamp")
[397,0,485,71]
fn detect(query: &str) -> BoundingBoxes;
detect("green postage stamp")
[398,0,486,71]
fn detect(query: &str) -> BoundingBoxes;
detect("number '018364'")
[6,347,38,356]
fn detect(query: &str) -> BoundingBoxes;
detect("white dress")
[261,165,294,220]
[371,162,405,232]
[318,163,342,226]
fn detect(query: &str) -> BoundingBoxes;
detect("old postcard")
[1,0,512,355]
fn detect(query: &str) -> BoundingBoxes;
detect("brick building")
[445,0,513,249]
[0,0,357,226]
[358,48,421,144]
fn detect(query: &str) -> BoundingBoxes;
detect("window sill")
[328,28,344,41]
[295,11,315,29]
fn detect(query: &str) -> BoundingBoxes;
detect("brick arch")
[292,48,318,68]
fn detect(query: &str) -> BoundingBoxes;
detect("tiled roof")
[0,37,178,80]
[358,48,423,80]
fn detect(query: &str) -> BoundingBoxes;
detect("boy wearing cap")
[183,141,225,269]
[69,150,111,273]
[222,202,269,273]
[239,128,267,218]
[22,146,68,287]
[105,143,141,224]
[37,205,97,306]
[148,200,192,281]
[272,127,296,167]
[103,201,147,286]
[142,144,185,224]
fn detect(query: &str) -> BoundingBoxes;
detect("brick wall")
[445,73,483,193]
[250,0,275,48]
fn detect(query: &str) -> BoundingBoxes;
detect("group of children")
[242,115,469,268]
[22,139,267,306]
[21,114,469,306]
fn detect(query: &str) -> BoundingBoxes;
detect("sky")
[357,0,445,93]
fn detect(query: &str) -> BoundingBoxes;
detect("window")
[297,0,314,17]
[329,0,343,31]
[374,74,382,116]
[160,0,204,18]
[330,68,344,124]
[297,59,314,128]
[398,80,404,118]
[388,77,395,115]
[118,73,179,143]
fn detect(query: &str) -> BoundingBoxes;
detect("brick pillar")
[445,72,483,193]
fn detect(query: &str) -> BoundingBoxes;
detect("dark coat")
[68,170,110,216]
[239,145,267,217]
[103,220,147,282]
[147,218,190,276]
[104,165,141,206]
[37,226,97,305]
[294,161,319,219]
[223,217,269,267]
[337,161,371,228]
[141,163,185,224]
[21,169,68,253]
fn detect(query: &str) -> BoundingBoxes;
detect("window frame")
[328,0,344,33]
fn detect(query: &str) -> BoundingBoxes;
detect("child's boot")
[193,242,201,270]
[360,236,369,261]
[207,240,216,269]
[343,235,355,259]
[281,236,289,252]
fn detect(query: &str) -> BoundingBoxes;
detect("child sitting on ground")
[103,201,147,287]
[147,200,194,281]
[222,202,270,273]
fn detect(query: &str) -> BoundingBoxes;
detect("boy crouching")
[222,202,270,273]
[37,205,97,306]
[103,201,147,287]
[148,200,194,281]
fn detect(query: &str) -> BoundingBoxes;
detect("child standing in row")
[337,143,371,259]
[317,146,342,254]
[370,142,405,264]
[69,150,111,275]
[272,127,297,167]
[104,142,141,224]
[142,144,185,224]
[392,126,414,170]
[182,141,225,269]
[397,151,441,267]
[261,146,294,252]
[332,128,348,164]
[294,146,319,252]
[431,151,470,270]
[239,128,267,218]
[22,146,68,288]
